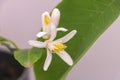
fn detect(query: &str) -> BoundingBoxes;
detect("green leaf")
[34,0,120,80]
[14,48,44,67]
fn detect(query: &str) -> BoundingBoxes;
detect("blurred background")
[0,0,120,80]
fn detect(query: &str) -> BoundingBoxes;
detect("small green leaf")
[14,48,44,67]
[34,0,120,80]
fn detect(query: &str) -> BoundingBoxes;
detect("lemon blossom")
[37,8,68,39]
[28,24,77,71]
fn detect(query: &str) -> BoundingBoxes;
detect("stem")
[1,43,14,51]
[0,36,19,50]
[7,39,19,50]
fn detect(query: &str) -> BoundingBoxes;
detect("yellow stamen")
[53,43,67,52]
[44,15,50,26]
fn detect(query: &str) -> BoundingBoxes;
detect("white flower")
[28,24,77,71]
[37,8,68,39]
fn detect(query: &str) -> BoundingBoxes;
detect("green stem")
[0,36,19,50]
[1,43,14,51]
[6,39,19,50]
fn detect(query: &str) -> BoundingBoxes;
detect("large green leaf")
[34,0,120,80]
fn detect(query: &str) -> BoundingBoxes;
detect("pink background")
[0,0,120,80]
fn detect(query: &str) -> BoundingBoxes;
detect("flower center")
[44,15,50,26]
[53,43,67,52]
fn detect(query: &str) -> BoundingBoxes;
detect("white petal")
[57,27,68,32]
[57,51,73,66]
[51,8,60,27]
[42,11,51,33]
[36,32,47,38]
[49,23,57,41]
[43,49,52,71]
[55,30,77,43]
[28,40,45,48]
